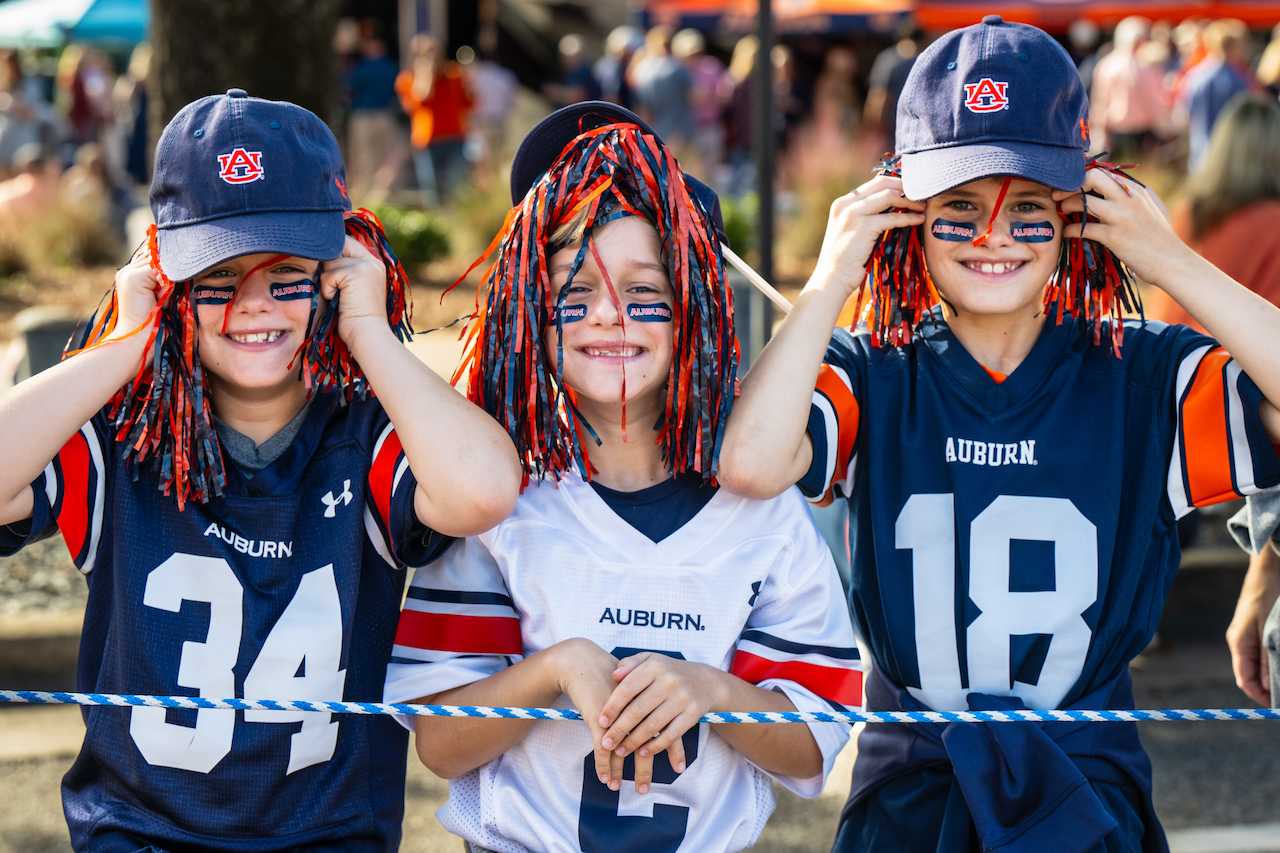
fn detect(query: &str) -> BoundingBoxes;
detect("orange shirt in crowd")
[1143,199,1280,332]
[395,63,474,149]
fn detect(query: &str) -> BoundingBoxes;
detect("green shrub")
[720,193,757,260]
[369,205,451,269]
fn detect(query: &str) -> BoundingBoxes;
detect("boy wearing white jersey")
[384,103,862,852]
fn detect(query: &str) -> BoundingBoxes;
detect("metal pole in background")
[751,0,775,362]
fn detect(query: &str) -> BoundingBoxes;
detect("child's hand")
[1052,170,1193,292]
[548,638,626,791]
[808,173,925,298]
[320,235,389,350]
[597,653,724,794]
[109,245,163,338]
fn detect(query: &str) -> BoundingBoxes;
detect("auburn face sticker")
[1010,221,1056,243]
[193,285,235,305]
[626,303,673,323]
[930,219,977,242]
[552,304,588,324]
[269,279,316,301]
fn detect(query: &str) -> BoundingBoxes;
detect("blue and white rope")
[2,691,1278,723]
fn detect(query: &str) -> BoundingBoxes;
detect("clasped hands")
[552,638,724,795]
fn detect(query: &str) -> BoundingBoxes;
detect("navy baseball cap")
[509,101,726,241]
[895,16,1089,200]
[150,88,351,282]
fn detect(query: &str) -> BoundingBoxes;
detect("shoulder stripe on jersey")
[1226,361,1258,494]
[369,423,403,536]
[730,650,863,706]
[54,424,105,573]
[407,587,516,608]
[1167,345,1207,518]
[739,629,860,661]
[1175,347,1242,509]
[394,609,522,656]
[813,364,859,502]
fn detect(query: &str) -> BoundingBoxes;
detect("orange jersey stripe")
[815,365,860,493]
[1181,348,1237,506]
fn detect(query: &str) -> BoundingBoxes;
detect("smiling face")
[545,216,674,423]
[193,252,319,399]
[923,176,1063,319]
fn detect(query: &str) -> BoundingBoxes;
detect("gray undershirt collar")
[215,401,312,471]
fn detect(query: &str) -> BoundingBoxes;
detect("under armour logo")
[748,581,762,607]
[322,479,353,518]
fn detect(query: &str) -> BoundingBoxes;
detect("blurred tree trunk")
[149,0,343,148]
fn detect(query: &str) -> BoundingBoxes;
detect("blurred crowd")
[328,14,1280,326]
[0,42,145,244]
[0,13,1277,309]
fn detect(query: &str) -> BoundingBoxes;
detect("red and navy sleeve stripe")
[43,423,106,573]
[800,364,861,507]
[392,585,523,662]
[1168,345,1277,517]
[366,422,413,567]
[730,629,863,708]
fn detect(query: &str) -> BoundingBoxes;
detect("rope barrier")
[4,691,1278,723]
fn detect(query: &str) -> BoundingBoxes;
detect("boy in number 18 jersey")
[719,17,1280,853]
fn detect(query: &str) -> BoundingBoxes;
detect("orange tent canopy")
[913,0,1280,31]
[645,0,1280,32]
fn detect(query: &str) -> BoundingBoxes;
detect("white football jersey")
[384,475,863,853]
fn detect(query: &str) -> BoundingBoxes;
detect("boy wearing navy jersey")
[719,17,1280,852]
[0,89,519,850]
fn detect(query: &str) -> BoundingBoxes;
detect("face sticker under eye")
[1010,221,1056,243]
[553,304,588,324]
[269,279,316,301]
[193,285,235,305]
[930,219,977,242]
[626,303,673,323]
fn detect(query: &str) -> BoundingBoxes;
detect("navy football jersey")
[0,391,449,851]
[801,312,1280,849]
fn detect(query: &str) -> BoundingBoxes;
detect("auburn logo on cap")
[217,148,264,184]
[962,78,1009,113]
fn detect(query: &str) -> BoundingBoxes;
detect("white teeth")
[229,331,284,344]
[584,346,642,358]
[968,261,1022,275]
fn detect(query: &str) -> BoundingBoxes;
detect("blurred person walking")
[1068,20,1102,93]
[1145,94,1280,329]
[396,34,473,206]
[0,51,59,174]
[109,44,150,187]
[672,28,729,173]
[462,38,517,172]
[1257,24,1280,96]
[863,29,920,151]
[595,26,641,109]
[345,29,402,204]
[56,46,112,148]
[721,36,757,196]
[631,26,693,146]
[545,34,601,108]
[1181,19,1255,169]
[1089,17,1169,161]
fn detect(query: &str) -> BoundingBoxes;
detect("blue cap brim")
[900,141,1085,200]
[156,209,346,281]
